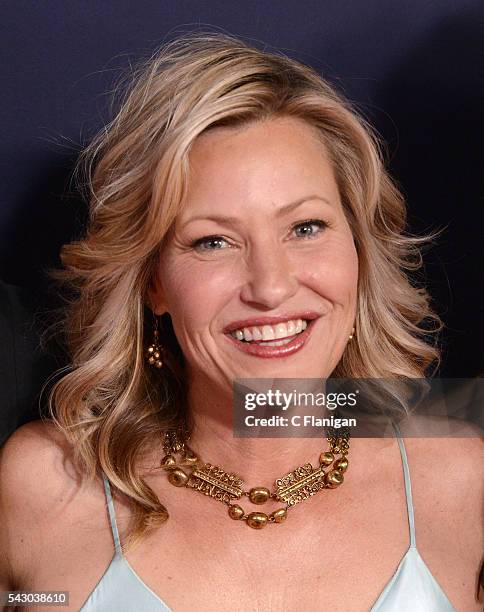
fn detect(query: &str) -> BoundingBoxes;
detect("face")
[150,116,358,394]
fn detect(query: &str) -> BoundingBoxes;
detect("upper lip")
[223,311,321,334]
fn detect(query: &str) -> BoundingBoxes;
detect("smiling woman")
[0,32,482,612]
[150,117,359,376]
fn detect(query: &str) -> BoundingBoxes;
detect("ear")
[147,271,168,316]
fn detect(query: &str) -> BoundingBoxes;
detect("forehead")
[180,116,341,217]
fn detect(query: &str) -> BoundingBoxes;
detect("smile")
[230,318,308,344]
[223,313,319,359]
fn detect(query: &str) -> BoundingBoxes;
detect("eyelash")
[190,219,328,251]
[292,219,328,239]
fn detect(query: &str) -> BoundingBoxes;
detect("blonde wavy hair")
[49,32,441,548]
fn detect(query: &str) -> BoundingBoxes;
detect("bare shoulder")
[0,419,79,507]
[401,415,483,497]
[401,417,483,608]
[403,417,484,468]
[0,420,104,589]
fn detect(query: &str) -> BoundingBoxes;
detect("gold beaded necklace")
[160,425,350,529]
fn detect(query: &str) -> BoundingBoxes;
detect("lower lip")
[224,320,316,359]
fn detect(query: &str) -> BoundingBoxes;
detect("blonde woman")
[0,33,481,612]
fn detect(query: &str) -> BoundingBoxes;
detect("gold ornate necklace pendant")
[186,463,244,503]
[160,426,349,529]
[275,462,327,506]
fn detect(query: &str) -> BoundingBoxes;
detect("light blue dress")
[81,423,456,611]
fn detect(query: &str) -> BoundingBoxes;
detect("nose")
[239,240,298,310]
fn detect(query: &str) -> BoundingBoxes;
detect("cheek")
[158,257,237,329]
[298,237,358,305]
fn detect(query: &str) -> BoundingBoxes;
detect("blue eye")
[192,236,229,251]
[293,219,327,238]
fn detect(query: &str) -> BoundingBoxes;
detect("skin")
[151,116,358,386]
[0,117,482,611]
[149,116,358,482]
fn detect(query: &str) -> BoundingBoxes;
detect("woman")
[0,33,481,611]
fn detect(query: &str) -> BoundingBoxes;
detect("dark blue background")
[1,0,483,377]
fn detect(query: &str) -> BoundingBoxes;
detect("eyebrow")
[181,195,333,227]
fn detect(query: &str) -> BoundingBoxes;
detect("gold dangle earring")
[147,314,163,368]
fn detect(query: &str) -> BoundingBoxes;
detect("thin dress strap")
[391,420,417,548]
[102,472,123,557]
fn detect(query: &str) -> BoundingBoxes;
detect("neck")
[185,375,336,484]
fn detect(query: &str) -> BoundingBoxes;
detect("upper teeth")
[231,318,308,342]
